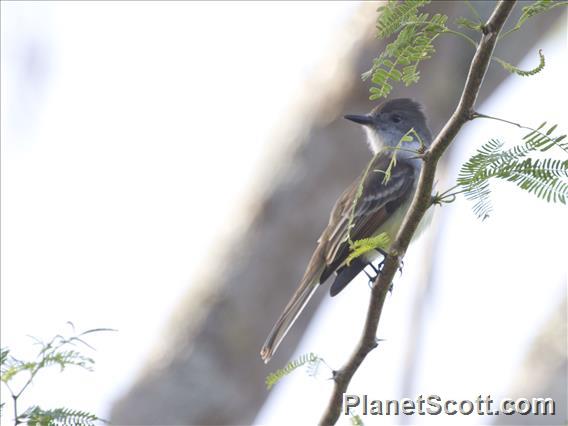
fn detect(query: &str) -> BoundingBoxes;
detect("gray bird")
[261,98,433,363]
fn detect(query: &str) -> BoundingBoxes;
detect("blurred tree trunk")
[110,2,562,424]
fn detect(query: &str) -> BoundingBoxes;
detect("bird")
[260,98,433,363]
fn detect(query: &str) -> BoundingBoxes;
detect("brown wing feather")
[261,152,416,362]
[319,152,415,281]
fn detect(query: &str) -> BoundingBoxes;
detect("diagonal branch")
[319,1,517,424]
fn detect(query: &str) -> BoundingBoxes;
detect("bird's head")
[344,98,432,155]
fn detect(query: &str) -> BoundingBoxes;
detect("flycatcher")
[260,98,433,363]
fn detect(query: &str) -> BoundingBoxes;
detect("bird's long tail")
[260,276,320,363]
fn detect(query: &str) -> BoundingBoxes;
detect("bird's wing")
[320,151,416,278]
[260,152,416,363]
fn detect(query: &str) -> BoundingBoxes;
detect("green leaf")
[19,405,107,426]
[500,0,568,40]
[365,1,447,99]
[40,350,95,372]
[376,0,431,39]
[458,123,568,219]
[381,127,424,184]
[265,353,320,390]
[494,49,545,77]
[346,233,391,266]
[1,360,37,383]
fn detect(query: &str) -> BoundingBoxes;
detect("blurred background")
[1,1,566,425]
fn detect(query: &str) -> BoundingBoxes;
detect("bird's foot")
[365,250,400,293]
[364,260,386,289]
[364,268,377,289]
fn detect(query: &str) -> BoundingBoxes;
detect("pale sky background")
[1,2,566,426]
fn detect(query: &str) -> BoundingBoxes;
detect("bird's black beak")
[344,114,374,125]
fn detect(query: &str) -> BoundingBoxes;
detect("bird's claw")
[365,269,377,289]
[364,259,385,288]
[364,252,399,293]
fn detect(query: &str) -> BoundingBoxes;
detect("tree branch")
[319,1,516,424]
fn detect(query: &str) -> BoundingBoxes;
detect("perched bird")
[260,98,433,363]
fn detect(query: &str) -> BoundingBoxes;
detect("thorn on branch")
[371,338,386,351]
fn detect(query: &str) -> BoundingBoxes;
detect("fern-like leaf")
[367,1,448,99]
[40,350,95,372]
[376,0,430,38]
[523,122,568,154]
[19,405,106,426]
[458,139,503,219]
[265,353,320,390]
[494,49,545,76]
[458,123,568,219]
[1,360,37,383]
[346,233,391,266]
[500,0,568,40]
[381,128,424,184]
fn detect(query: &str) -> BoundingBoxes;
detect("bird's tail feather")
[260,278,320,363]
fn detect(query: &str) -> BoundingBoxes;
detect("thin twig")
[319,2,517,424]
[443,27,478,48]
[13,394,19,426]
[465,0,483,23]
[400,21,519,76]
[471,111,550,136]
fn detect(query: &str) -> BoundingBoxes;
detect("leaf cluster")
[376,0,430,38]
[457,123,568,219]
[366,0,567,99]
[1,328,110,384]
[367,0,448,99]
[18,406,103,426]
[1,324,114,426]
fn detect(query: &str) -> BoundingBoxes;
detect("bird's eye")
[391,114,402,123]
